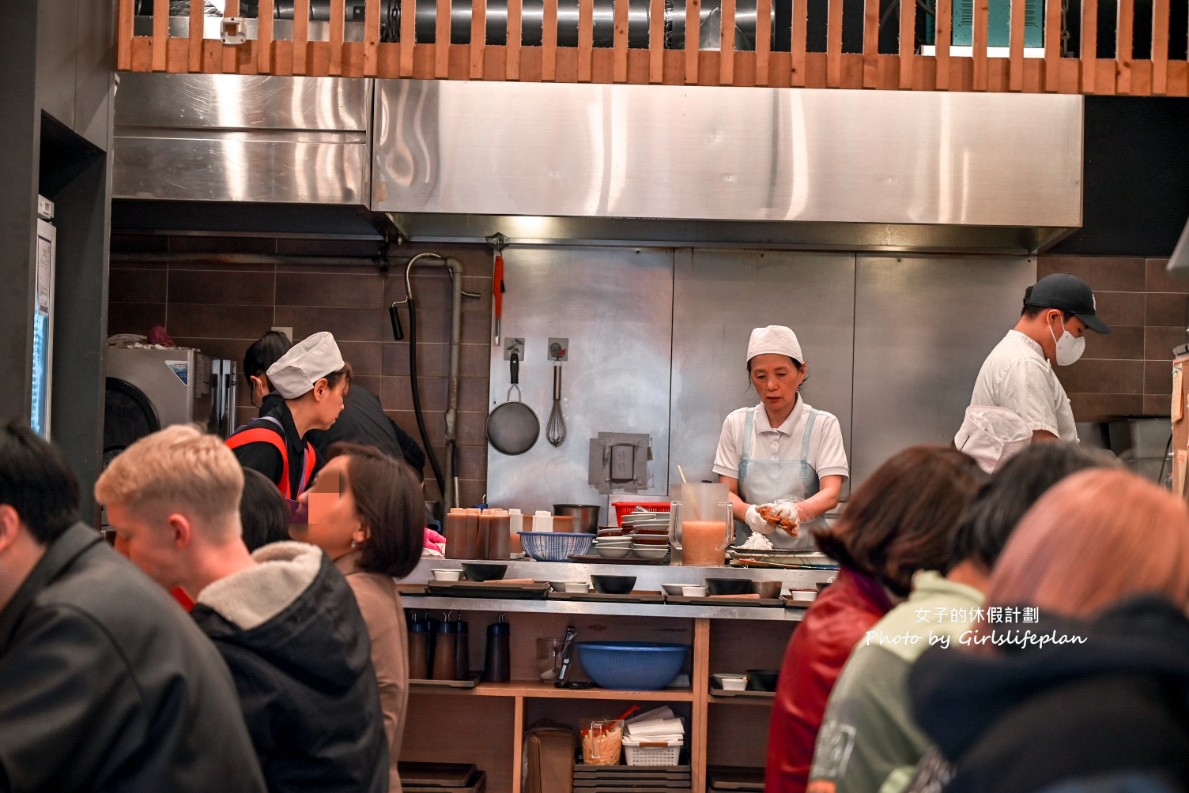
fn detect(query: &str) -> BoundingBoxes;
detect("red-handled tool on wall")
[493,251,504,345]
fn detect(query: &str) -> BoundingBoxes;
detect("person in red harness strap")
[227,331,351,505]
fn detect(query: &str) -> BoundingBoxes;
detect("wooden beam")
[685,0,701,83]
[1081,0,1098,92]
[935,0,951,89]
[294,0,310,74]
[578,0,595,81]
[507,0,523,78]
[826,0,843,86]
[152,0,168,71]
[613,0,630,82]
[754,0,771,85]
[719,0,736,84]
[649,0,664,82]
[435,0,451,77]
[1151,0,1169,94]
[972,0,989,90]
[1043,0,1060,90]
[862,0,878,88]
[791,0,808,85]
[471,0,488,78]
[117,0,133,71]
[1008,0,1025,90]
[543,0,559,80]
[898,0,917,87]
[1116,0,1133,93]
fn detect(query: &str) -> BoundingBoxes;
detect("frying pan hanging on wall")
[487,352,540,455]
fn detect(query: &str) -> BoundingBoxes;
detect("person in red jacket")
[766,444,984,793]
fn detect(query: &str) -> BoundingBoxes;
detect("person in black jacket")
[905,468,1189,793]
[0,421,265,793]
[96,424,388,793]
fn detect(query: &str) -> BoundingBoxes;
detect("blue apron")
[738,405,824,550]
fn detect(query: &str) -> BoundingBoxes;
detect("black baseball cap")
[1023,273,1112,334]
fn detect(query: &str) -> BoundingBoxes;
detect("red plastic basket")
[612,501,672,526]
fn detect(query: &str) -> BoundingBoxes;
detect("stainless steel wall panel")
[850,255,1037,483]
[113,74,371,204]
[670,250,856,490]
[374,80,1082,229]
[486,247,674,513]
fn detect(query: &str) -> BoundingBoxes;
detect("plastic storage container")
[612,501,672,525]
[622,736,683,766]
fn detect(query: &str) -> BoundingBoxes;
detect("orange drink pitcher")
[671,482,732,566]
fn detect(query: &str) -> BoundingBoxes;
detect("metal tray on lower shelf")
[549,590,666,604]
[666,596,784,608]
[409,673,482,690]
[423,581,551,599]
[707,688,776,700]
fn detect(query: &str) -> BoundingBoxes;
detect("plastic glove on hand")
[758,499,801,535]
[745,504,775,535]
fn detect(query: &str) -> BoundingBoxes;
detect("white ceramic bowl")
[549,581,589,593]
[681,584,708,597]
[788,588,818,603]
[596,543,632,558]
[631,543,669,560]
[712,673,748,691]
[431,569,462,582]
[661,583,686,596]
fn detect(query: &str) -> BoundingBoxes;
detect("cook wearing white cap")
[711,325,849,550]
[227,331,351,501]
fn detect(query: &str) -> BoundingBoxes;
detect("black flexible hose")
[406,297,446,499]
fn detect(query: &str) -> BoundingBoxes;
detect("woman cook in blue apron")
[712,325,849,550]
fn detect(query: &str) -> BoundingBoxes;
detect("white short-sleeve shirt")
[969,330,1078,442]
[712,397,849,482]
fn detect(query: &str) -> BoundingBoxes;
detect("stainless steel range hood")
[113,73,1083,253]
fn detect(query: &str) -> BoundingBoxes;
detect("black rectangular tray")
[424,581,550,599]
[666,595,784,608]
[568,553,669,566]
[549,590,666,604]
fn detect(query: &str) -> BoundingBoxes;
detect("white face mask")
[1049,320,1085,366]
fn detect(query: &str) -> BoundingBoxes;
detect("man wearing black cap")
[968,273,1112,443]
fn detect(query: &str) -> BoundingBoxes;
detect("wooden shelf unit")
[402,608,796,793]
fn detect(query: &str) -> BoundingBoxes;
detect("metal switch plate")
[588,432,652,494]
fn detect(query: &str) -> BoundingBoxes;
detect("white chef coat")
[969,330,1079,442]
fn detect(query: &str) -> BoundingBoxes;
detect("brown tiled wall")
[1039,255,1187,420]
[107,243,495,508]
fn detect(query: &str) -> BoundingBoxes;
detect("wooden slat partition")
[719,0,736,85]
[1082,0,1098,92]
[1151,0,1169,94]
[935,0,952,89]
[113,0,1189,98]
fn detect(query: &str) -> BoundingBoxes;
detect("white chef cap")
[266,331,345,399]
[746,325,804,365]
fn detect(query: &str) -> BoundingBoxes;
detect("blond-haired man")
[96,424,388,793]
